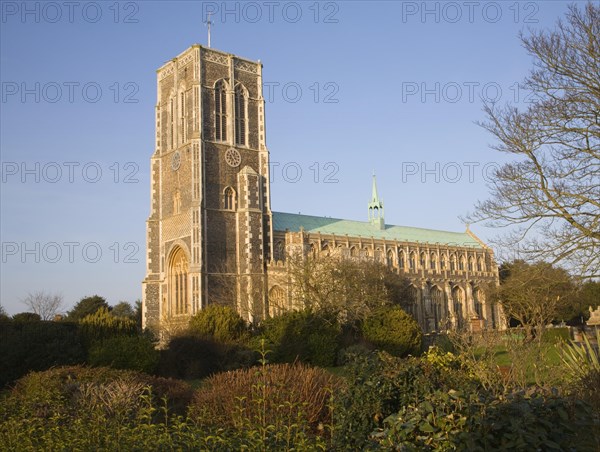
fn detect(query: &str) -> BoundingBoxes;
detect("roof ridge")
[272,211,471,236]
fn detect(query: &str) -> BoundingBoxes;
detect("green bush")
[188,304,249,343]
[375,388,597,451]
[333,350,479,450]
[0,320,85,388]
[11,312,42,322]
[362,306,422,357]
[88,335,160,374]
[259,310,341,367]
[78,307,137,351]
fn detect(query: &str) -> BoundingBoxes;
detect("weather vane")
[204,11,213,48]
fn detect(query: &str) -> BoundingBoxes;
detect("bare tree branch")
[20,291,64,321]
[466,3,600,278]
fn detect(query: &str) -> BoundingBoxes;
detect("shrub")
[11,312,42,322]
[188,304,250,343]
[188,361,343,435]
[4,365,193,419]
[157,335,255,380]
[375,388,597,451]
[0,320,85,388]
[88,335,160,374]
[259,310,341,367]
[362,306,422,357]
[559,328,600,416]
[78,307,137,351]
[333,350,479,450]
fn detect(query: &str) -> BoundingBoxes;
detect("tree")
[67,295,109,321]
[111,301,134,319]
[467,3,600,279]
[20,291,63,320]
[284,252,412,323]
[490,261,577,339]
[0,305,8,321]
[12,312,42,322]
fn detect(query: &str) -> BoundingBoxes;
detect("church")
[142,44,503,336]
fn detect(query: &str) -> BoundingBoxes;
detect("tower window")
[215,80,227,141]
[235,84,247,146]
[168,247,189,315]
[223,186,235,210]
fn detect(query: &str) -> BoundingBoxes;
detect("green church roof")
[272,212,483,249]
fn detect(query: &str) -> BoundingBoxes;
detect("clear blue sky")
[0,1,576,314]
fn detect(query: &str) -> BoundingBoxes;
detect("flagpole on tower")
[205,12,213,48]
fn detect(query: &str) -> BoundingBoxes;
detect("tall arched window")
[409,251,416,270]
[420,252,426,268]
[440,254,447,270]
[223,186,235,210]
[269,285,286,317]
[468,256,474,271]
[430,253,437,270]
[452,286,464,328]
[430,285,444,330]
[473,287,483,318]
[215,80,227,141]
[459,255,465,271]
[234,84,247,146]
[386,249,394,267]
[450,254,457,271]
[398,250,405,269]
[168,247,189,315]
[350,246,358,257]
[274,241,284,261]
[407,285,419,318]
[477,257,484,272]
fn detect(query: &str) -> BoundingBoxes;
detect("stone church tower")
[142,45,272,333]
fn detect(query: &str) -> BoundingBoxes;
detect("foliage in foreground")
[335,349,598,451]
[0,364,331,451]
[189,361,342,434]
[559,328,600,416]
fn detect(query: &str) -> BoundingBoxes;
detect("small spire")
[371,172,380,203]
[368,173,385,230]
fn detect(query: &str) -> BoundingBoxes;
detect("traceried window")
[452,286,465,328]
[440,254,447,269]
[398,250,405,269]
[215,80,227,141]
[168,247,189,315]
[269,285,286,317]
[468,257,474,271]
[477,257,484,272]
[430,253,437,270]
[223,186,235,210]
[234,84,247,146]
[409,251,416,270]
[450,254,457,271]
[387,249,394,267]
[274,241,284,261]
[350,246,358,257]
[420,252,426,268]
[459,255,465,271]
